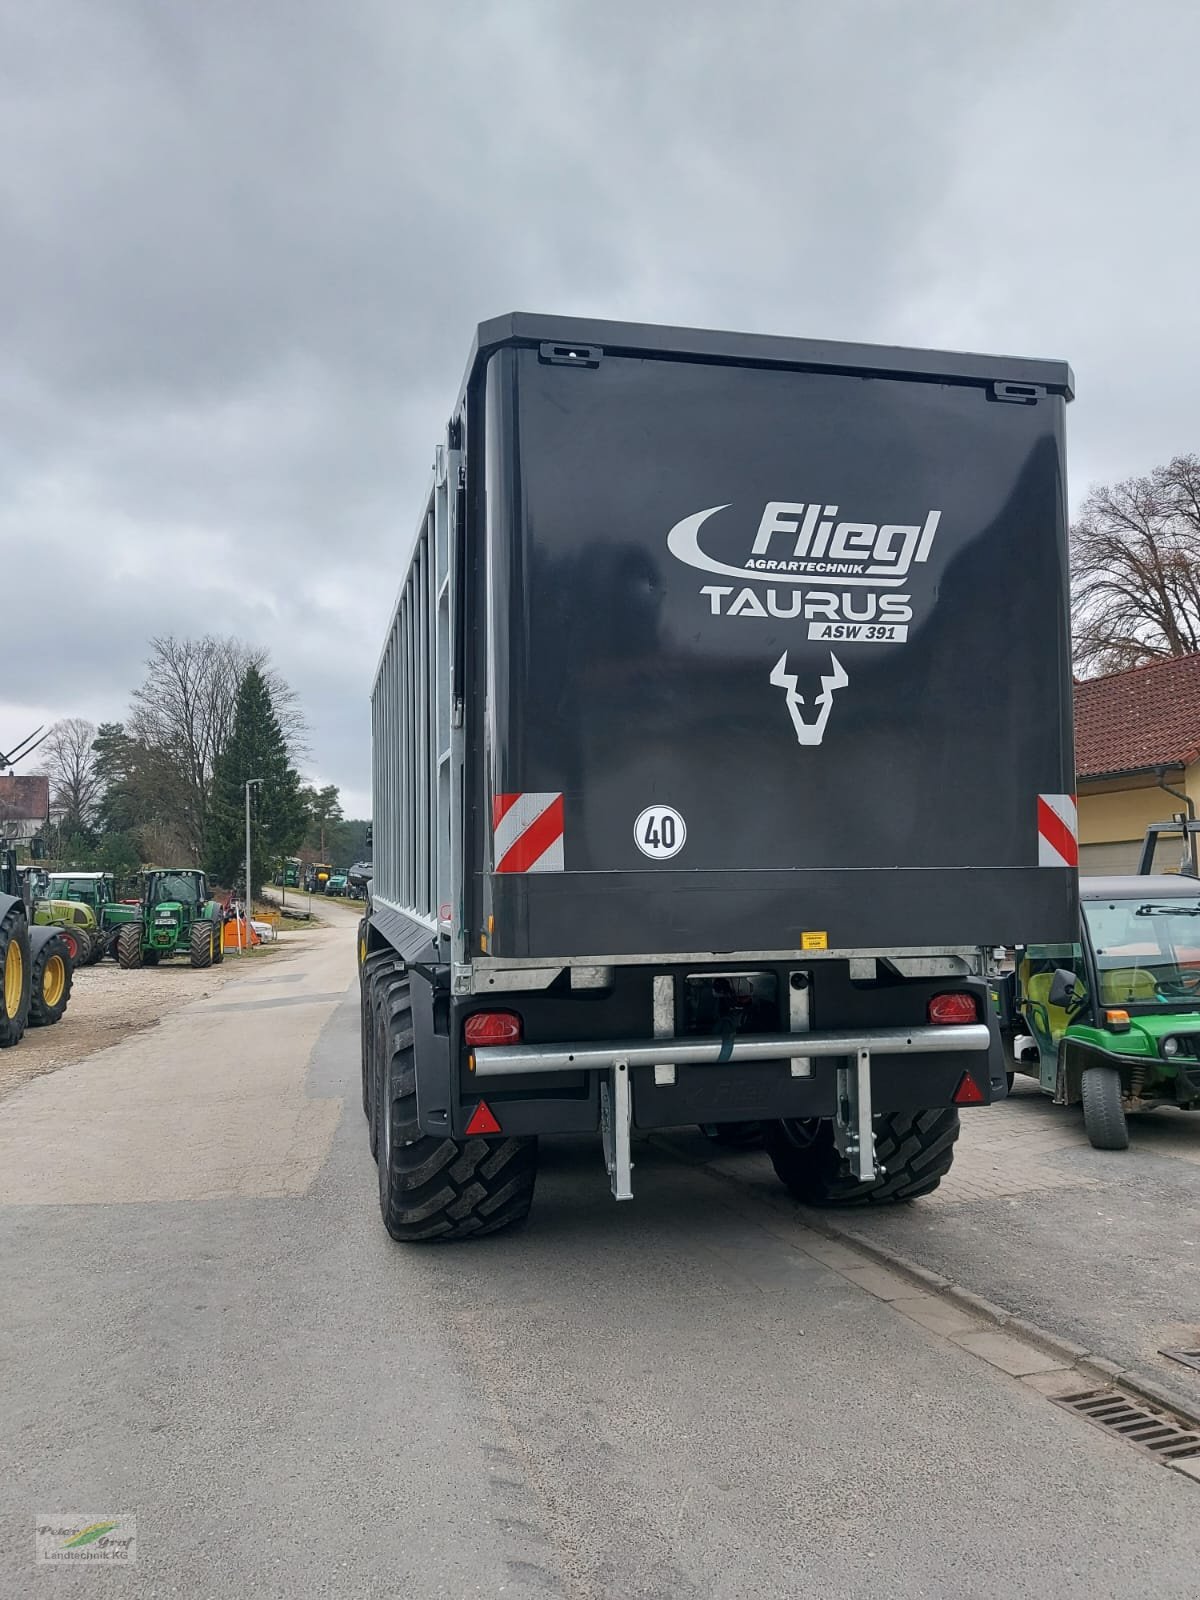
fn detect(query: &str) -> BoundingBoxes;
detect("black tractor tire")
[84,932,104,966]
[1081,1066,1129,1150]
[763,1108,960,1206]
[70,928,94,967]
[374,971,538,1241]
[361,945,404,1134]
[117,923,144,969]
[0,899,32,1048]
[210,919,225,964]
[189,920,215,969]
[29,930,72,1027]
[699,1121,764,1148]
[57,926,84,965]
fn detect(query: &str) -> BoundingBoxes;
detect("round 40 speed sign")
[634,805,687,860]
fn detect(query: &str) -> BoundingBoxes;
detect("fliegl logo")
[666,497,943,745]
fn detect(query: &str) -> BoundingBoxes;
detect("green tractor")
[32,870,140,966]
[0,846,74,1046]
[996,873,1200,1149]
[116,869,225,970]
[273,856,301,889]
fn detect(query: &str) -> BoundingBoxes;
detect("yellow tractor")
[0,846,73,1047]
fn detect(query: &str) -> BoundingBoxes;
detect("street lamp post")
[244,778,263,952]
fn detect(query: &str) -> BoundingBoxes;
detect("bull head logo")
[770,651,848,746]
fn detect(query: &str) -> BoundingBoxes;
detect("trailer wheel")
[189,921,215,968]
[360,947,403,1136]
[0,901,31,1047]
[117,923,143,969]
[29,932,72,1027]
[1081,1066,1129,1150]
[374,972,538,1242]
[763,1108,960,1205]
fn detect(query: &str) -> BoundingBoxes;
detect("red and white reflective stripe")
[492,792,565,873]
[1037,793,1078,868]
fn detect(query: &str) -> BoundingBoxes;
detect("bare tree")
[39,718,102,834]
[1071,453,1200,674]
[127,635,306,861]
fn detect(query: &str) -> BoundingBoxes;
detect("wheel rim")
[4,938,23,1016]
[41,954,66,1008]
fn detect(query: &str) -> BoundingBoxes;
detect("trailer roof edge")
[462,312,1074,402]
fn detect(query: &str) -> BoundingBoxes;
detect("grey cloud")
[2,0,1197,808]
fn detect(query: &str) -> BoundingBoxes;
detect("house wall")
[1077,767,1198,874]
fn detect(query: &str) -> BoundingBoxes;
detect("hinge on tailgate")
[447,414,463,448]
[538,341,603,368]
[990,381,1044,405]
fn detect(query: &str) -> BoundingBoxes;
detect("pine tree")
[206,666,305,893]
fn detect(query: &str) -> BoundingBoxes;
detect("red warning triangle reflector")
[465,1101,502,1136]
[953,1071,986,1106]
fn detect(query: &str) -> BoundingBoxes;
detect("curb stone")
[808,1211,1200,1432]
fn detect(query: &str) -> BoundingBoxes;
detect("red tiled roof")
[0,774,49,822]
[1075,652,1200,780]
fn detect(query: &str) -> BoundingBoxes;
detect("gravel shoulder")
[0,940,296,1105]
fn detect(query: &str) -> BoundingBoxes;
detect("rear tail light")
[928,992,979,1025]
[464,1011,523,1046]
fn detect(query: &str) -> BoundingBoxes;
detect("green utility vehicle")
[996,874,1200,1149]
[32,871,139,965]
[116,870,225,970]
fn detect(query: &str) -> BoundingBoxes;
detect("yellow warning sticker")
[801,931,829,951]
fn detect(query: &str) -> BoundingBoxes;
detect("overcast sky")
[3,0,1197,814]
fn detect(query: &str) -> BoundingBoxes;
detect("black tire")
[71,928,94,967]
[117,923,144,969]
[212,919,225,964]
[764,1108,960,1206]
[29,931,72,1027]
[1081,1066,1129,1150]
[361,946,403,1133]
[0,899,32,1048]
[84,931,104,966]
[57,926,84,965]
[374,972,538,1241]
[189,920,215,968]
[699,1121,764,1148]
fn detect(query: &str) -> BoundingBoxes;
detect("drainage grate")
[1054,1388,1200,1465]
[1160,1347,1200,1375]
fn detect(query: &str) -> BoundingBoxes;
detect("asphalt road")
[2,913,1198,1598]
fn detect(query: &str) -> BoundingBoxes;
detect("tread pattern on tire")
[189,921,214,968]
[1081,1066,1129,1150]
[0,901,31,1048]
[764,1108,960,1206]
[29,933,72,1027]
[117,923,143,969]
[375,972,537,1242]
[360,948,404,1127]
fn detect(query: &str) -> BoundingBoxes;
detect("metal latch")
[990,380,1045,405]
[538,341,603,368]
